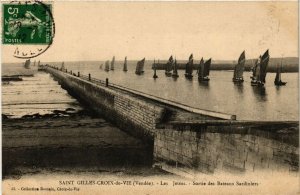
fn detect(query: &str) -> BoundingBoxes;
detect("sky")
[2,1,298,63]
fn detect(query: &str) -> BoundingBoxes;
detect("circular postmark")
[2,0,55,59]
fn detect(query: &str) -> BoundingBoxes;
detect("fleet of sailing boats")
[37,50,287,87]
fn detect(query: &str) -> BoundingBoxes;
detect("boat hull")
[165,72,172,77]
[232,77,244,83]
[184,74,193,79]
[274,81,287,86]
[251,80,264,86]
[135,71,144,75]
[198,77,210,82]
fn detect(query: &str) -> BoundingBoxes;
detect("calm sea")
[2,61,299,121]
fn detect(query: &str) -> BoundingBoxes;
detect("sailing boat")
[274,59,287,86]
[172,58,179,78]
[111,56,115,70]
[232,51,245,83]
[105,60,110,72]
[198,58,211,81]
[153,59,158,79]
[61,62,65,71]
[24,59,31,69]
[251,49,269,86]
[184,54,193,79]
[123,56,128,71]
[165,55,173,77]
[135,58,145,75]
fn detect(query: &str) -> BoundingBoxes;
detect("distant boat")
[232,51,245,83]
[153,59,158,79]
[198,58,211,82]
[135,58,145,75]
[99,64,103,69]
[123,56,128,71]
[184,54,193,79]
[61,62,65,70]
[24,59,31,69]
[251,50,269,86]
[165,55,173,77]
[105,60,110,72]
[172,59,179,78]
[274,60,287,86]
[111,56,115,70]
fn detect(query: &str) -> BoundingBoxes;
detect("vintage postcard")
[1,1,299,194]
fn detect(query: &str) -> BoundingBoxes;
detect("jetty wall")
[45,68,167,143]
[154,123,299,175]
[44,67,235,143]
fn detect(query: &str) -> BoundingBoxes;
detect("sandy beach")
[2,115,166,180]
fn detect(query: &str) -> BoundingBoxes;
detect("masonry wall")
[45,68,166,143]
[154,127,299,174]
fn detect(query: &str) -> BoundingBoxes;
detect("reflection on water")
[251,86,267,102]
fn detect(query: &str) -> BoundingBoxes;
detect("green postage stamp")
[2,1,53,45]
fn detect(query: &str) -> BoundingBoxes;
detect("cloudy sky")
[2,1,298,63]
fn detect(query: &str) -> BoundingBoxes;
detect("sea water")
[2,61,298,121]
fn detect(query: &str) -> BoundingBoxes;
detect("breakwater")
[43,66,235,142]
[42,65,298,176]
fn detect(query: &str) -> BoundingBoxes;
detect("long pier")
[40,65,298,176]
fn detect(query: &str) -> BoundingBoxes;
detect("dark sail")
[274,60,287,86]
[111,56,115,70]
[172,59,179,78]
[185,54,193,78]
[123,56,128,71]
[197,57,205,78]
[233,51,245,82]
[105,60,110,71]
[61,62,65,70]
[135,58,145,75]
[165,55,173,76]
[24,59,31,69]
[260,49,269,83]
[203,58,211,77]
[153,59,158,78]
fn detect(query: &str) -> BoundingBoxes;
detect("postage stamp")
[2,1,54,58]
